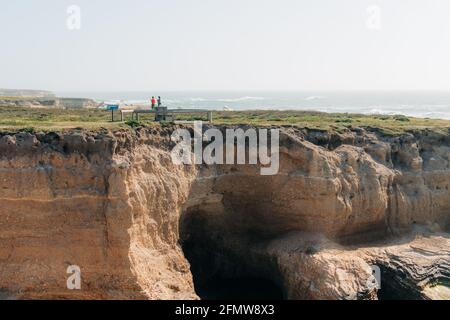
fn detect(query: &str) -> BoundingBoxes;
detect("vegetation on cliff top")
[1,106,450,135]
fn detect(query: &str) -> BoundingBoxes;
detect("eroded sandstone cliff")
[0,126,449,299]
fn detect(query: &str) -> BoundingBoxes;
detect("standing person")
[157,96,162,107]
[151,96,156,109]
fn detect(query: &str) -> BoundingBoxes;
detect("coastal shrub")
[125,119,140,128]
[20,127,35,134]
[335,118,352,123]
[393,115,410,122]
[160,121,175,127]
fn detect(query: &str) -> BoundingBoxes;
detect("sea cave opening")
[375,266,425,300]
[179,209,284,300]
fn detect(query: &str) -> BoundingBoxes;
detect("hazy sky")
[1,0,450,91]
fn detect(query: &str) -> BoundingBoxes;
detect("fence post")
[207,111,213,123]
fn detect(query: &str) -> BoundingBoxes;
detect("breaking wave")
[190,96,266,103]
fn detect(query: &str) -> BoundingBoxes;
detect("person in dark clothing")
[157,96,162,107]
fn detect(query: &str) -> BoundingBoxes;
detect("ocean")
[56,91,450,119]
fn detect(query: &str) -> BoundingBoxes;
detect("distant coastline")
[4,89,450,119]
[0,89,97,109]
[55,90,450,119]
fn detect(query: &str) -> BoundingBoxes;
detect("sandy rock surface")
[0,126,449,299]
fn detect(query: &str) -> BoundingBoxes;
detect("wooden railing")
[118,107,213,123]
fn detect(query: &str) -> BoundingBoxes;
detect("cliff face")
[0,129,197,299]
[0,126,449,300]
[0,98,98,109]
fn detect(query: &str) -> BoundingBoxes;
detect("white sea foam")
[190,96,265,103]
[217,96,265,102]
[304,96,324,101]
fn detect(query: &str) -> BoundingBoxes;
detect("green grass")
[0,106,119,131]
[209,110,450,134]
[1,106,450,134]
